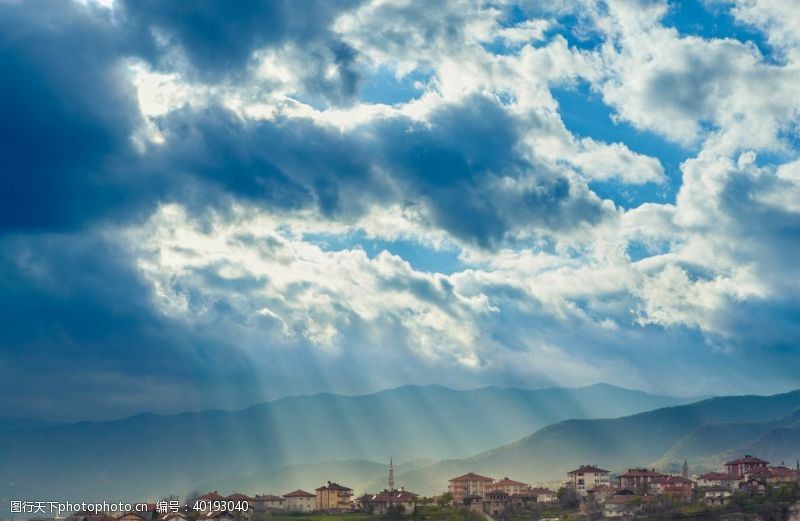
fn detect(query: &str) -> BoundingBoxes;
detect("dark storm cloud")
[120,0,364,103]
[0,0,146,231]
[372,97,608,246]
[144,95,608,247]
[0,0,366,233]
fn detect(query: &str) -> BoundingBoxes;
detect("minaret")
[389,458,396,491]
[682,460,689,479]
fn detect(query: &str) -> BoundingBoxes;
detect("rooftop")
[698,472,734,481]
[283,489,315,498]
[725,455,769,465]
[620,468,668,478]
[449,472,495,482]
[317,481,353,492]
[567,465,609,475]
[494,477,528,486]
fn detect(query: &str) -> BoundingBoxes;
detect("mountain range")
[0,383,696,505]
[389,389,800,494]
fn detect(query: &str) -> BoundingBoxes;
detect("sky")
[1,0,800,421]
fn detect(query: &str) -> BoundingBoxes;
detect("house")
[566,465,610,495]
[509,490,538,508]
[194,492,227,515]
[492,477,529,495]
[484,490,510,516]
[701,487,732,506]
[117,513,147,521]
[651,475,694,501]
[316,481,353,512]
[739,477,767,496]
[358,489,417,515]
[463,495,483,512]
[766,466,798,484]
[725,455,769,479]
[252,494,283,511]
[588,485,615,504]
[161,513,190,521]
[603,494,644,518]
[619,468,668,493]
[529,487,557,503]
[448,472,495,503]
[283,490,315,513]
[697,472,736,490]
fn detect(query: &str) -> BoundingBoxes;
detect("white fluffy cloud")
[119,0,800,394]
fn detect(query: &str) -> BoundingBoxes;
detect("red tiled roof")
[699,472,734,481]
[725,455,769,465]
[283,490,315,498]
[485,490,509,498]
[316,481,353,492]
[359,490,417,503]
[494,477,528,486]
[227,493,254,501]
[768,466,797,477]
[620,468,668,478]
[567,465,609,475]
[198,492,226,501]
[449,472,495,482]
[162,514,189,521]
[653,475,693,485]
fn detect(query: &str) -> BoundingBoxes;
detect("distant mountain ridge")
[390,390,800,495]
[0,383,696,505]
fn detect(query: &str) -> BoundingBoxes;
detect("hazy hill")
[192,458,435,499]
[652,409,800,470]
[394,390,800,494]
[0,383,693,505]
[685,425,800,472]
[0,417,61,432]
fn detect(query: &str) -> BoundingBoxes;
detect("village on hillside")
[10,454,800,521]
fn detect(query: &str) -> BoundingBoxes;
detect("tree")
[436,492,453,507]
[557,486,580,509]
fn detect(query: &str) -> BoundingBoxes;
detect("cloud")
[120,0,365,103]
[2,0,800,418]
[0,0,145,231]
[586,0,800,153]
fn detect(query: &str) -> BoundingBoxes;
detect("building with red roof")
[697,472,736,489]
[283,490,315,513]
[566,465,610,495]
[315,481,353,512]
[447,472,495,503]
[492,477,529,496]
[484,490,510,516]
[619,468,669,493]
[357,489,417,515]
[725,455,769,479]
[651,475,694,501]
